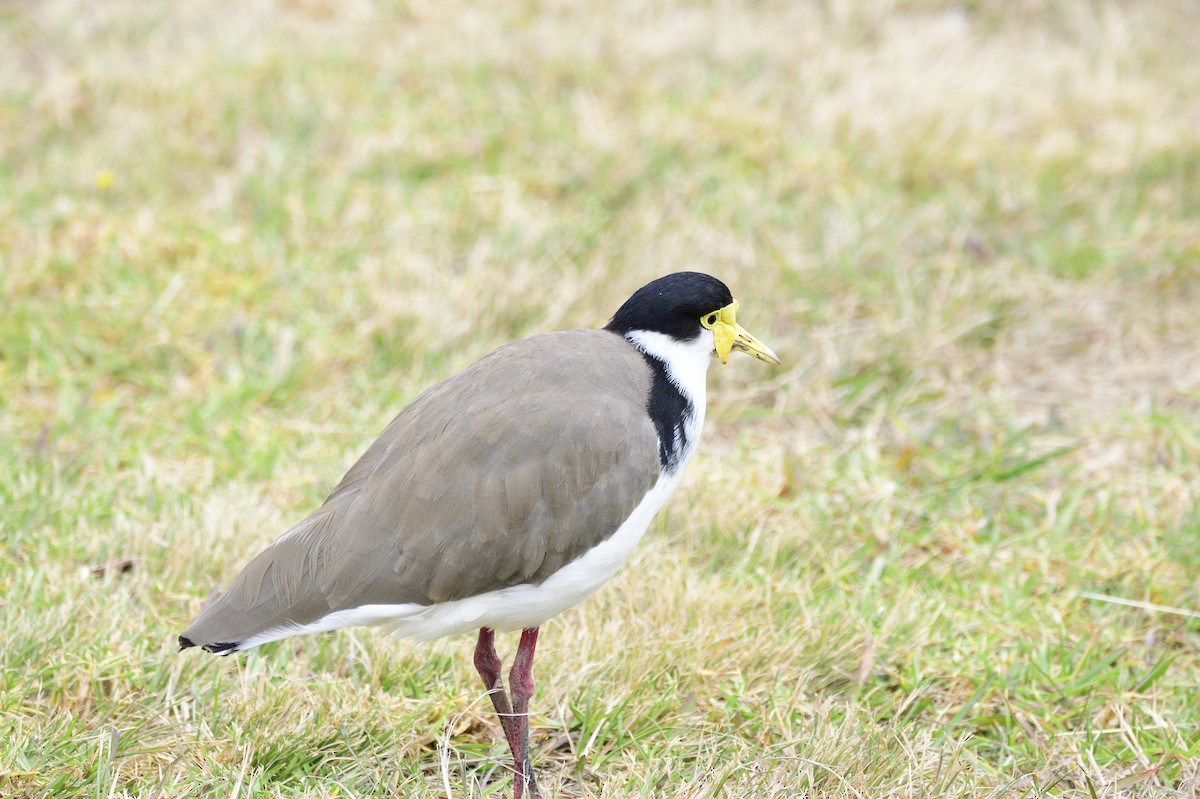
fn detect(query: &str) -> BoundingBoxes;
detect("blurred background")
[2,1,1199,797]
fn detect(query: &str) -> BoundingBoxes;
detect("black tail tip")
[178,634,241,656]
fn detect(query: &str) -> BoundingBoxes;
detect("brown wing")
[181,330,660,649]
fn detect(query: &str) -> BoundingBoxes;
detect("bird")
[179,271,779,798]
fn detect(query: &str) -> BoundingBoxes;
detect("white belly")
[387,468,685,639]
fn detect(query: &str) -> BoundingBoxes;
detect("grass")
[3,0,1200,796]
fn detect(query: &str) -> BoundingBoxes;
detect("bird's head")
[605,272,780,365]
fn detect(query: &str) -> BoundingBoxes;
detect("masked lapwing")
[179,271,779,798]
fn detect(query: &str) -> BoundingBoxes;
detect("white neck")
[625,329,713,473]
[625,330,713,406]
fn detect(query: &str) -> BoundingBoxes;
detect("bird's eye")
[705,314,717,326]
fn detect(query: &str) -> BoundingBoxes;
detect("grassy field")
[3,0,1200,796]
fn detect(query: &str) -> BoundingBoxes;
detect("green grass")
[3,0,1200,796]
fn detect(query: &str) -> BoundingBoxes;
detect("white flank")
[234,327,717,650]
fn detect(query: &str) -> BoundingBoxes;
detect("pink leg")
[473,628,520,754]
[508,627,541,799]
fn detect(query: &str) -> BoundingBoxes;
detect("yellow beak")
[707,300,781,365]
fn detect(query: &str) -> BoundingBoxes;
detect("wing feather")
[181,330,660,649]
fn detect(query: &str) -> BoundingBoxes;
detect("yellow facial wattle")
[700,300,780,365]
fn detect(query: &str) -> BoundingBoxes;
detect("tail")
[177,507,339,657]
